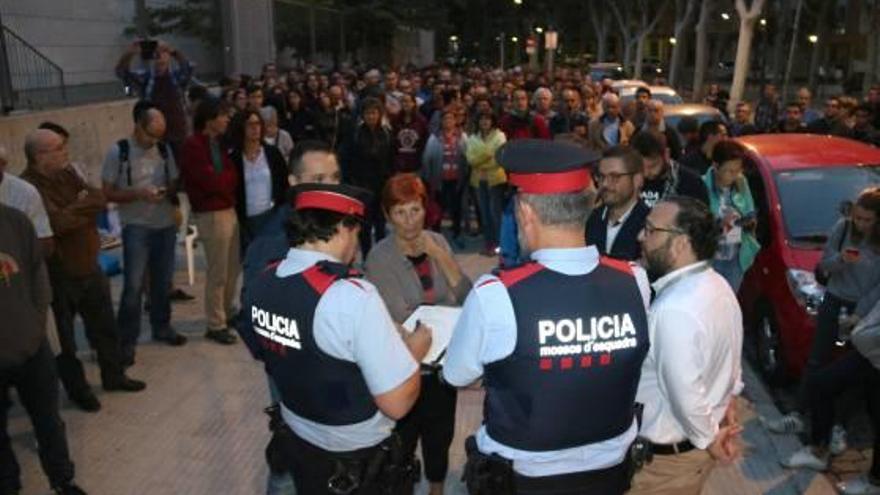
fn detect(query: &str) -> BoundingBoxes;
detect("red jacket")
[499,111,551,141]
[179,133,238,212]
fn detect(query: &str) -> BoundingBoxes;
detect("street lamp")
[545,29,558,74]
[449,35,458,41]
[669,37,677,45]
[535,27,544,33]
[513,0,522,4]
[721,12,731,20]
[760,18,767,26]
[808,34,818,44]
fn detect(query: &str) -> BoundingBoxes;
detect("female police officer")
[238,182,432,494]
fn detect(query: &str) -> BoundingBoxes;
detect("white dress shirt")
[273,248,418,452]
[636,261,744,449]
[444,246,651,477]
[0,172,53,239]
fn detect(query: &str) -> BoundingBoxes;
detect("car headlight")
[786,269,825,316]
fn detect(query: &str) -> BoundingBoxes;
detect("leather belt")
[650,440,695,456]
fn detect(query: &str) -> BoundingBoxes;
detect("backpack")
[117,138,171,187]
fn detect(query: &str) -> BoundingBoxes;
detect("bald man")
[22,129,145,413]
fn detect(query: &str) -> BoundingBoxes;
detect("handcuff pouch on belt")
[327,433,420,495]
[462,436,515,495]
[264,405,292,474]
[627,402,653,483]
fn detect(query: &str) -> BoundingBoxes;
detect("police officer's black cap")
[289,183,373,220]
[495,139,600,194]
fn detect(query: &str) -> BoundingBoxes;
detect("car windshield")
[775,165,880,242]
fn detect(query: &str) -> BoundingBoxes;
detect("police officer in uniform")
[444,139,651,494]
[238,183,432,494]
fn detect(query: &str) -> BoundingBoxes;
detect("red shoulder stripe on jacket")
[302,265,339,295]
[599,256,634,276]
[497,262,545,288]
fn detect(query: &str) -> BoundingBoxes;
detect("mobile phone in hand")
[140,40,158,60]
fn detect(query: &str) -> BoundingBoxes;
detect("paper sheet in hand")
[402,305,462,365]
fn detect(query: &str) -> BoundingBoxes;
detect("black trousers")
[396,372,457,482]
[798,292,856,409]
[49,268,125,392]
[439,180,464,238]
[807,350,880,478]
[359,196,387,259]
[285,431,412,495]
[513,459,631,495]
[0,341,75,492]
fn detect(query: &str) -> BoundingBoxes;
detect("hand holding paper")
[402,305,463,365]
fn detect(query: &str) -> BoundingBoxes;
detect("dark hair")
[853,186,880,248]
[477,110,499,129]
[698,120,725,144]
[361,96,383,114]
[289,140,334,176]
[37,121,69,139]
[635,87,652,98]
[785,100,802,111]
[602,145,644,174]
[132,100,159,126]
[676,116,699,134]
[193,96,230,132]
[285,208,360,247]
[187,85,208,104]
[228,109,264,150]
[631,130,666,158]
[711,140,747,166]
[246,83,263,96]
[855,103,874,116]
[666,196,720,261]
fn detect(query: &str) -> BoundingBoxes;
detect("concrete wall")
[0,98,135,182]
[0,0,223,86]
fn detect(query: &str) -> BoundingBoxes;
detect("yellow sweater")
[465,129,508,188]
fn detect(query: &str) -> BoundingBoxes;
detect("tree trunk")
[769,0,791,85]
[609,1,636,72]
[588,2,610,62]
[669,0,698,88]
[730,0,769,111]
[781,0,803,102]
[807,0,831,91]
[692,0,713,99]
[633,1,668,81]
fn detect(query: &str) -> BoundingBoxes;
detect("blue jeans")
[476,182,505,246]
[117,224,177,356]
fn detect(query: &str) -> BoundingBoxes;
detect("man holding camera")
[102,101,186,367]
[116,39,193,154]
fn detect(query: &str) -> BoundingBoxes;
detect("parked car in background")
[589,62,628,81]
[610,79,648,94]
[664,103,724,142]
[735,134,880,383]
[620,85,684,105]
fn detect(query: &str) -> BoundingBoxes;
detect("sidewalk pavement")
[8,245,843,494]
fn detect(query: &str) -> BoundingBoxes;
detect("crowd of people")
[0,36,879,495]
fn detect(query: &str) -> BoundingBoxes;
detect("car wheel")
[754,305,786,386]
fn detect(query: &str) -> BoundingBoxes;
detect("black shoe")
[154,332,188,346]
[53,482,87,495]
[205,328,237,345]
[102,376,146,393]
[169,288,195,302]
[69,390,101,412]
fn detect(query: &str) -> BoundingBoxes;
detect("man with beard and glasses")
[629,196,744,495]
[585,145,649,261]
[446,139,650,494]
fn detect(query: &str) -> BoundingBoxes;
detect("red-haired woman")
[365,173,472,495]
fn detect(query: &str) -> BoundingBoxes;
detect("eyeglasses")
[643,220,685,236]
[594,171,636,183]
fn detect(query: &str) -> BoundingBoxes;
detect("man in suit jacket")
[586,145,649,261]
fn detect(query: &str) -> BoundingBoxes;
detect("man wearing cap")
[445,139,651,494]
[238,183,432,494]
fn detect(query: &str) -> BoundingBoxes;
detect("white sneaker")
[837,475,880,494]
[780,446,828,471]
[830,424,848,455]
[762,412,806,434]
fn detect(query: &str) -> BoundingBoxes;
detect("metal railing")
[0,24,66,113]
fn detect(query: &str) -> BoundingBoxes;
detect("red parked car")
[736,134,880,384]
